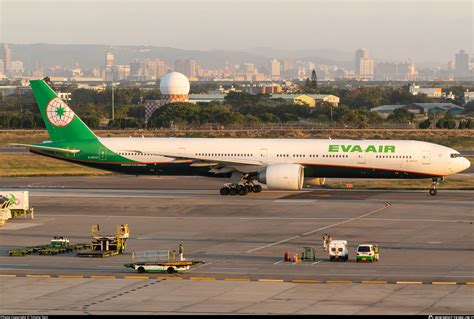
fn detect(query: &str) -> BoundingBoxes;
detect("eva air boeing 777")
[14,79,470,196]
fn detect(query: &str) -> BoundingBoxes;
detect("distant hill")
[5,43,353,70]
[5,44,269,70]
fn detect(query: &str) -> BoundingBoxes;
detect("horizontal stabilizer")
[10,143,81,154]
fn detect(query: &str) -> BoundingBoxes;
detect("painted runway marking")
[273,260,284,265]
[0,223,43,230]
[35,214,473,223]
[210,267,259,270]
[273,199,317,203]
[311,261,323,265]
[246,202,391,253]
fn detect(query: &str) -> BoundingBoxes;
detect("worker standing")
[323,234,329,251]
[179,243,184,261]
[374,244,379,261]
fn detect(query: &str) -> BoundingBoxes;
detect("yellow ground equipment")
[77,224,129,258]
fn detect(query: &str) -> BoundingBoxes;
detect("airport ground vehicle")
[356,244,379,262]
[77,224,129,257]
[124,250,204,274]
[328,240,349,261]
[9,237,90,256]
[0,191,34,226]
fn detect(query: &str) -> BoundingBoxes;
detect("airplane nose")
[462,157,471,171]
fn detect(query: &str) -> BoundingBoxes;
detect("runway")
[0,175,473,314]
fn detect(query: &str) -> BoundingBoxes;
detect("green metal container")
[302,246,315,261]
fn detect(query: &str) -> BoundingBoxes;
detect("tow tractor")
[124,250,204,274]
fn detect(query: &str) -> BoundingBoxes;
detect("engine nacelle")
[257,164,304,190]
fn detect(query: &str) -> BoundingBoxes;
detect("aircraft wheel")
[252,185,262,193]
[238,187,248,196]
[429,188,437,196]
[220,187,230,195]
[229,187,238,196]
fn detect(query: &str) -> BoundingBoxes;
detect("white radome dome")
[160,72,190,95]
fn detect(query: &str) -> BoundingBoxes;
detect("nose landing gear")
[429,177,444,196]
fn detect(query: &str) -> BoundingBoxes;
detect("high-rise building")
[245,63,255,81]
[355,48,374,80]
[271,58,281,80]
[157,60,167,78]
[10,60,24,76]
[455,50,469,80]
[105,51,114,81]
[174,59,185,74]
[282,58,295,71]
[114,64,130,81]
[130,61,144,80]
[183,59,196,78]
[2,44,12,77]
[0,59,4,79]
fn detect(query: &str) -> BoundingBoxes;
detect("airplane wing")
[118,149,263,166]
[10,143,81,154]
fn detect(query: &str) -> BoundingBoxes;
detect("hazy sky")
[1,0,472,63]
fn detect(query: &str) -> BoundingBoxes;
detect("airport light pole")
[111,70,115,121]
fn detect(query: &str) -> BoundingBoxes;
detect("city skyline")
[1,0,472,64]
[1,43,472,82]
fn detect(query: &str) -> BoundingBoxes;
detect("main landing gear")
[220,181,262,196]
[429,177,443,196]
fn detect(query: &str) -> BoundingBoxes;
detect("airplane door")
[422,150,430,165]
[177,148,186,156]
[357,152,366,164]
[99,148,107,160]
[259,148,268,163]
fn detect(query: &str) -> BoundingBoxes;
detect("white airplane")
[15,79,471,196]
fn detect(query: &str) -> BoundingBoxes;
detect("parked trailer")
[9,237,90,256]
[0,191,34,221]
[124,250,204,274]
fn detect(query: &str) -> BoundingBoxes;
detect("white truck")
[328,240,349,262]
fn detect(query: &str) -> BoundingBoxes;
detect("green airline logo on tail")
[46,97,75,127]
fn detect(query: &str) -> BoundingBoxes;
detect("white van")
[328,240,349,261]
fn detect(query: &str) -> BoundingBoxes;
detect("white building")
[464,90,474,104]
[271,59,281,80]
[145,72,190,124]
[355,48,374,81]
[409,83,443,98]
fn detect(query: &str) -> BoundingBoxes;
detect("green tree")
[386,108,415,124]
[418,119,431,129]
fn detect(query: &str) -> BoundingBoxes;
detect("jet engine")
[257,164,304,190]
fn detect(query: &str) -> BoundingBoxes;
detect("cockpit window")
[450,153,463,158]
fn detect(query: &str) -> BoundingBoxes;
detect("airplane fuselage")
[31,138,470,179]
